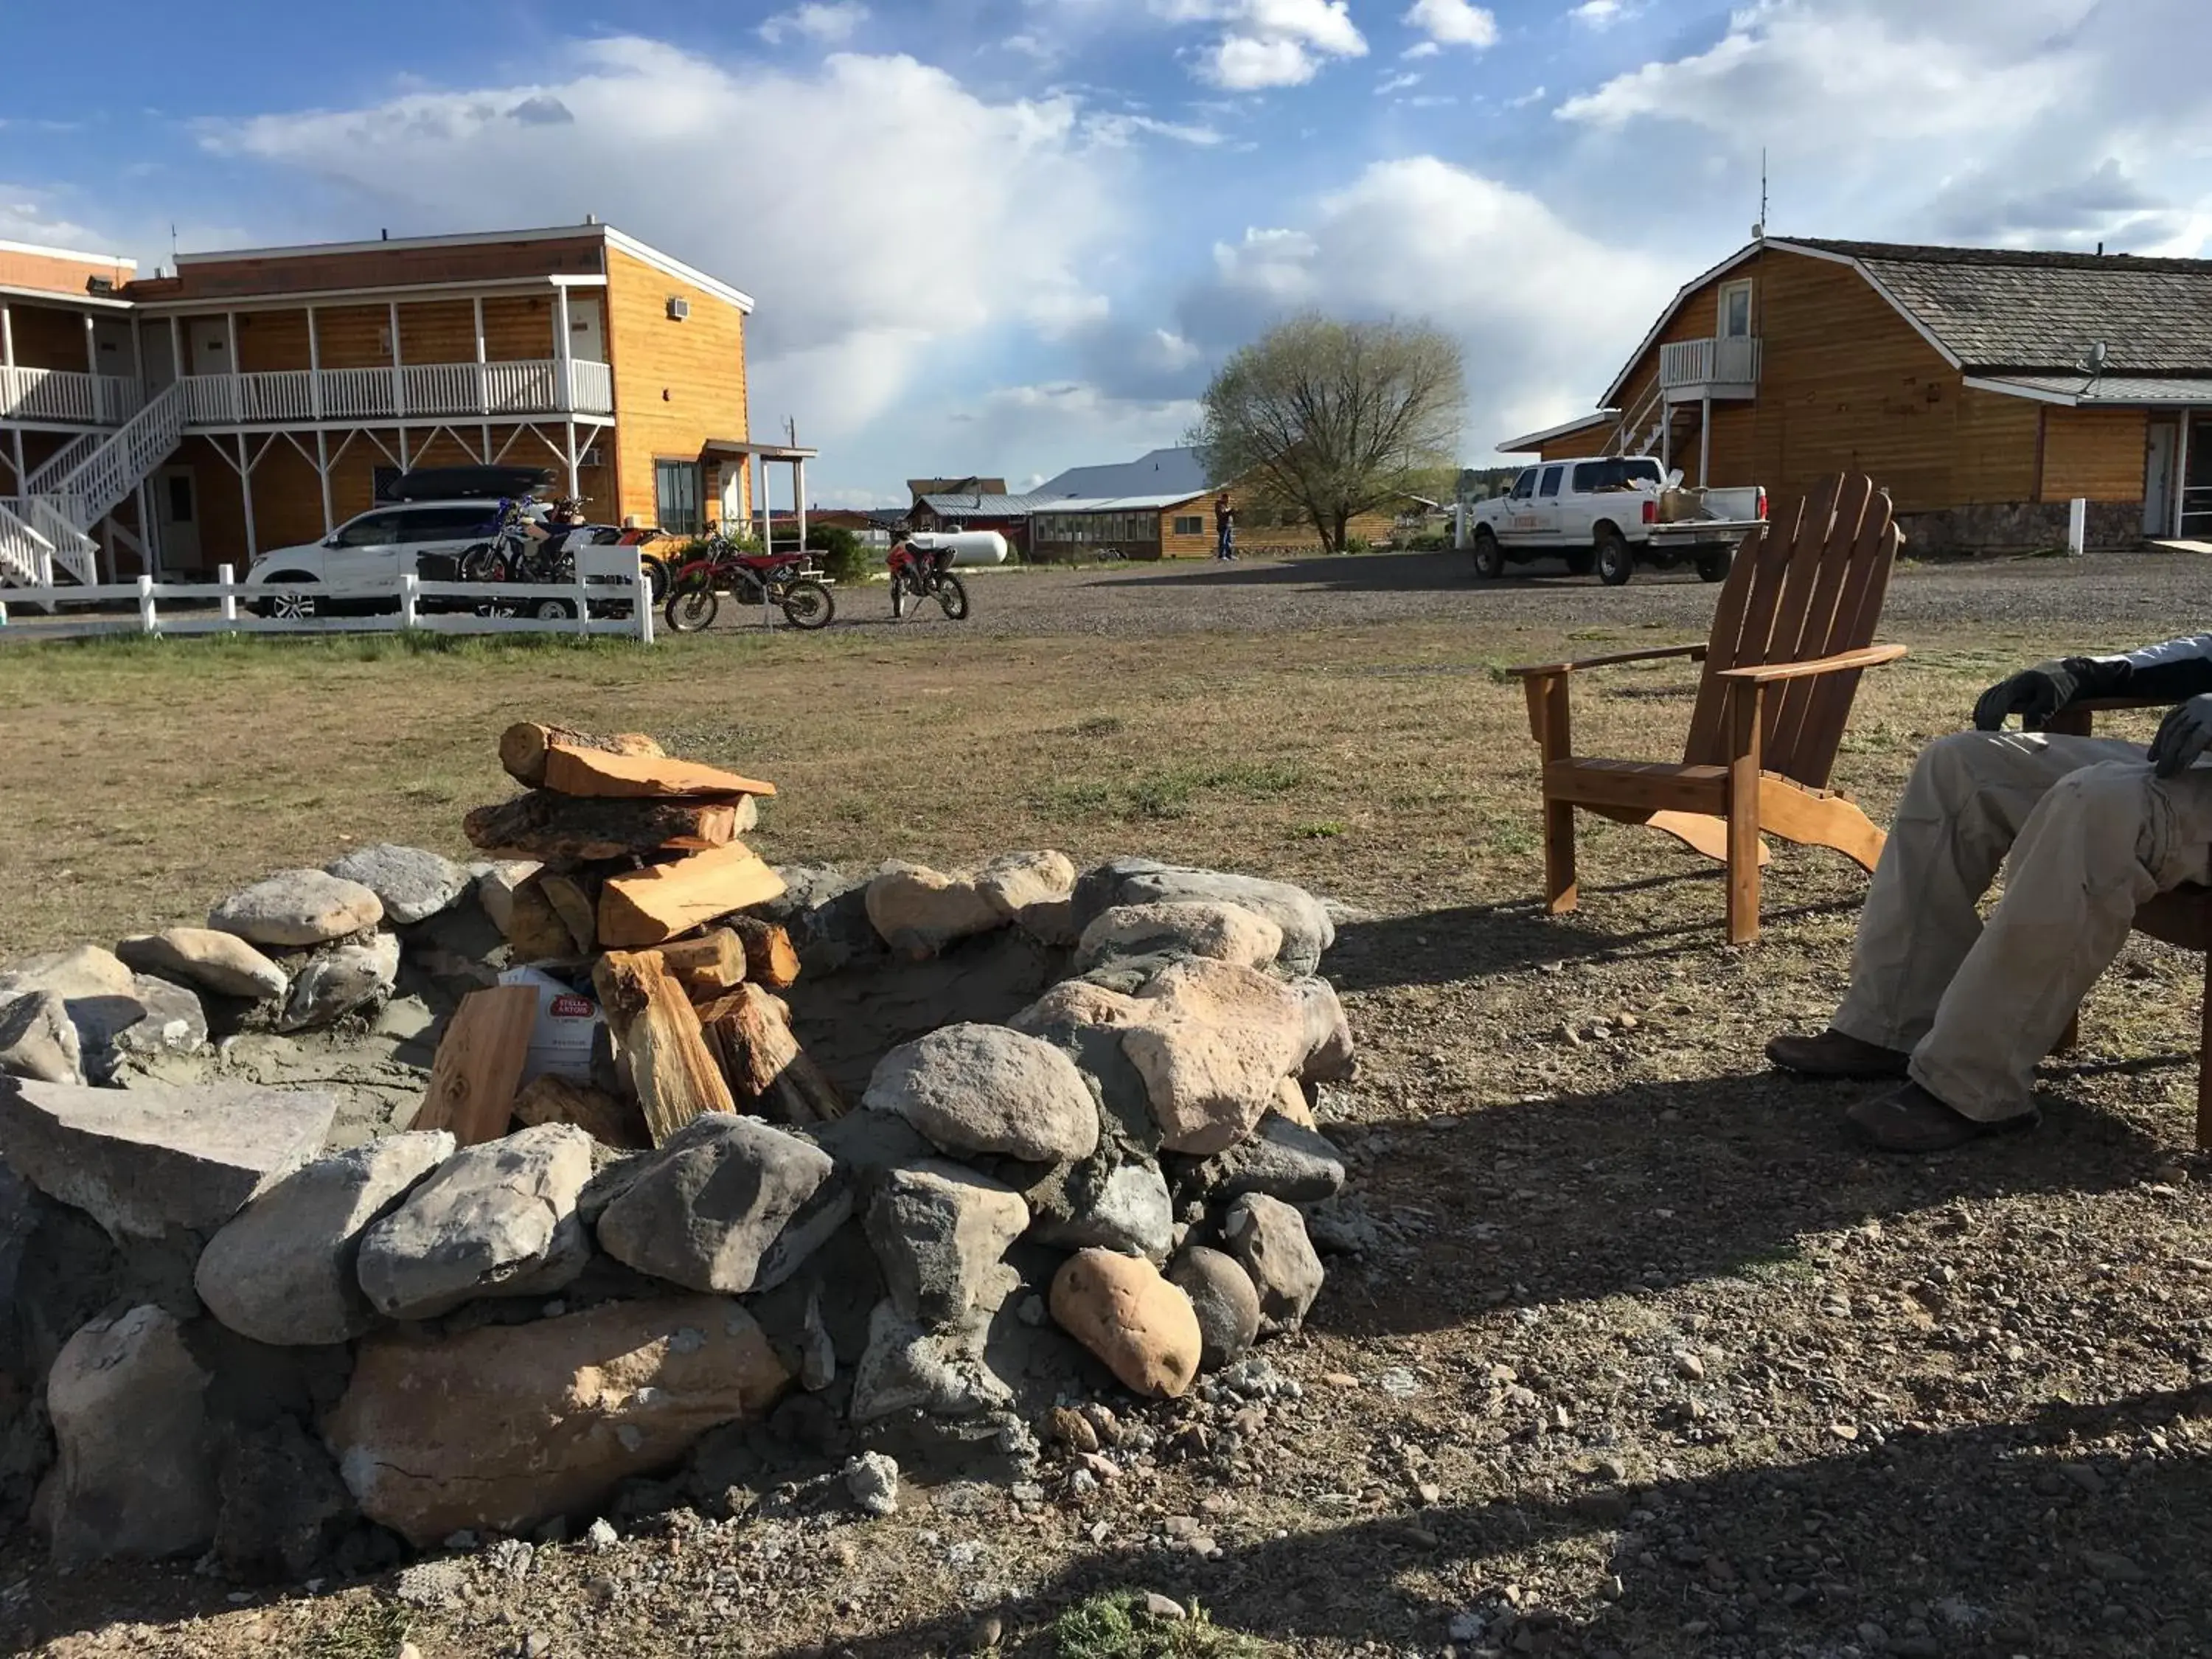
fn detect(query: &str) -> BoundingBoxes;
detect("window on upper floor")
[1718,279,1754,340]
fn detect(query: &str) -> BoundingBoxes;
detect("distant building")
[906,476,1007,503]
[1032,445,1208,501]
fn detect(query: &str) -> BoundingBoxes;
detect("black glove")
[1973,661,2079,731]
[2151,695,2212,777]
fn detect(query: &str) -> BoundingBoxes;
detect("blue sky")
[3,0,2200,504]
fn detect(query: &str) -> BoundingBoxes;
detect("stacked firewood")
[416,723,842,1149]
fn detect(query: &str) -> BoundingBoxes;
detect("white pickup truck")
[1461,456,1767,585]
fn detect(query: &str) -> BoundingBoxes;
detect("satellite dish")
[2079,340,2109,377]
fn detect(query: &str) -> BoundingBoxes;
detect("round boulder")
[1049,1247,1202,1399]
[1222,1192,1324,1335]
[863,1023,1100,1164]
[116,928,289,1004]
[209,870,383,948]
[1167,1245,1262,1371]
[327,844,471,926]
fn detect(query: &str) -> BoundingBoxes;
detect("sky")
[1,0,2204,505]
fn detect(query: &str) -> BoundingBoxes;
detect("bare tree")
[1192,315,1466,552]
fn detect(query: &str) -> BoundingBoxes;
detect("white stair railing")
[0,498,56,588]
[21,496,97,584]
[44,382,184,530]
[23,431,102,495]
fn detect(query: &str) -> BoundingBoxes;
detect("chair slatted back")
[1682,474,1899,787]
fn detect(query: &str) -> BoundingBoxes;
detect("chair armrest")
[1716,644,1907,685]
[2070,695,2177,714]
[1506,644,1708,678]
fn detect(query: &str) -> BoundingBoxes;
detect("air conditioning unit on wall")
[666,296,690,321]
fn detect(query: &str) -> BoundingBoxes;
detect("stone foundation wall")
[1898,501,2146,557]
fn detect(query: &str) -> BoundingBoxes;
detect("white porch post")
[226,311,241,424]
[2,302,18,493]
[563,419,580,498]
[554,284,574,413]
[1,301,13,369]
[759,456,771,554]
[167,315,183,398]
[306,305,324,418]
[794,458,806,549]
[389,301,406,468]
[1698,392,1713,487]
[473,296,489,414]
[2179,411,2195,540]
[83,313,100,422]
[137,480,158,578]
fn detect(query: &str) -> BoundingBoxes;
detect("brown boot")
[1764,1028,1912,1079]
[1846,1082,2036,1154]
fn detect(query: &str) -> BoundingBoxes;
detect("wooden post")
[1725,683,1764,945]
[1532,673,1577,917]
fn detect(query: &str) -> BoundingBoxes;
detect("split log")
[500,723,664,790]
[653,928,748,1001]
[512,1073,650,1150]
[591,950,737,1144]
[538,873,601,956]
[727,915,801,990]
[414,984,541,1146]
[464,791,742,862]
[700,982,846,1125]
[598,844,787,950]
[498,872,585,962]
[542,743,778,802]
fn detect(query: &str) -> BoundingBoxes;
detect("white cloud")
[1376,71,1424,96]
[202,40,1124,443]
[1402,0,1499,50]
[1085,111,1226,146]
[758,2,870,46]
[1402,40,1441,58]
[1568,0,1632,26]
[1150,0,1368,88]
[1507,86,1548,108]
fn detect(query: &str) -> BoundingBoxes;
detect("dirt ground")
[6,549,2212,1658]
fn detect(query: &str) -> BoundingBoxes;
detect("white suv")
[244,499,527,617]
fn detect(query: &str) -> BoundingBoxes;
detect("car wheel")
[1471,528,1505,580]
[1596,527,1635,586]
[531,597,577,622]
[260,579,319,620]
[1696,546,1734,583]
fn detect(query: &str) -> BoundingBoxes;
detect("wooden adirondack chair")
[1508,473,1905,945]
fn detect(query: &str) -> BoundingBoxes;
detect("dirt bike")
[663,534,835,632]
[453,499,588,620]
[886,540,969,621]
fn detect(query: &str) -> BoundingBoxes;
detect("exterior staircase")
[0,383,183,592]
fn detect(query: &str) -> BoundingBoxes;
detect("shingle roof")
[1033,446,1211,500]
[1783,238,2212,375]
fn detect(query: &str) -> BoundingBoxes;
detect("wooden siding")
[604,246,748,528]
[150,235,605,302]
[0,246,132,297]
[1,301,95,372]
[2041,406,2149,502]
[1953,387,2040,504]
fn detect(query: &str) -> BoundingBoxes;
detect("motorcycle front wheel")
[664,584,719,633]
[935,573,970,620]
[458,543,507,583]
[780,579,835,630]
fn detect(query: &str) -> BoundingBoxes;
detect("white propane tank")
[908,529,1009,567]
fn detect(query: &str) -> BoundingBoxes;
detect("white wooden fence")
[0,549,655,643]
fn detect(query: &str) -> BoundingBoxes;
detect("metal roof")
[1964,373,2212,408]
[1029,492,1209,513]
[1033,446,1210,500]
[916,493,1051,516]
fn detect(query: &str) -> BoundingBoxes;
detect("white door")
[153,467,199,574]
[567,298,605,364]
[1527,463,1567,543]
[188,319,232,376]
[2146,420,2179,537]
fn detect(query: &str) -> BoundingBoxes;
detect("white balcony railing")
[170,358,616,426]
[1660,335,1761,390]
[0,366,146,426]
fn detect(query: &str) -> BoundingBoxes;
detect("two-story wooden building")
[1503,237,2212,554]
[0,221,785,588]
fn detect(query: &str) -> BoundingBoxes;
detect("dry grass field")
[7,552,2212,1658]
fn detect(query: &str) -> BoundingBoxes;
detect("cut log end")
[592,950,737,1144]
[464,791,742,862]
[498,723,664,790]
[728,915,801,990]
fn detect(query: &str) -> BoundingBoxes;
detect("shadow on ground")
[1079,550,1717,598]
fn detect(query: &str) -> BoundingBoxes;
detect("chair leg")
[1725,687,1763,945]
[1543,793,1578,916]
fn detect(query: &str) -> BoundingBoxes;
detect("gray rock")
[105,974,209,1064]
[473,861,540,936]
[1290,975,1356,1082]
[1076,859,1334,975]
[594,1114,835,1295]
[0,1077,336,1240]
[844,1450,901,1517]
[1075,901,1284,974]
[1181,1112,1346,1205]
[864,1159,1028,1326]
[0,990,83,1085]
[44,1305,218,1569]
[327,844,470,925]
[115,929,288,1004]
[209,869,383,948]
[277,933,401,1032]
[195,1131,456,1346]
[1167,1246,1262,1371]
[752,1177,855,1295]
[1222,1193,1324,1335]
[1004,980,1159,1151]
[849,1300,1011,1422]
[355,1124,596,1320]
[807,1109,936,1192]
[762,863,883,977]
[1026,1157,1174,1262]
[863,1023,1099,1164]
[0,945,136,1004]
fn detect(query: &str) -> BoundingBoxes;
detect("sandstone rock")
[209,869,384,947]
[1166,1246,1262,1371]
[115,928,289,1004]
[355,1124,595,1320]
[327,844,470,925]
[276,933,401,1032]
[595,1114,835,1295]
[1121,959,1310,1155]
[1075,902,1284,974]
[1004,979,1160,1150]
[1290,975,1356,1082]
[0,1077,336,1239]
[475,861,541,935]
[865,1160,1029,1326]
[865,1023,1100,1164]
[1223,1193,1324,1334]
[0,991,83,1085]
[1026,1158,1174,1262]
[324,1295,790,1546]
[1182,1111,1346,1205]
[849,1300,1011,1422]
[1273,1075,1318,1130]
[0,945,136,1004]
[864,861,1005,959]
[975,850,1078,940]
[195,1131,456,1346]
[44,1306,218,1568]
[1077,860,1335,975]
[1049,1248,1202,1399]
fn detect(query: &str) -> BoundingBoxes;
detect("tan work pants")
[1832,731,2212,1121]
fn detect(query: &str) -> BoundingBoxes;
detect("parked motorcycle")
[886,538,969,621]
[663,528,835,632]
[458,498,584,620]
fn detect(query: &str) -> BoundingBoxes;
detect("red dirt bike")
[886,539,970,621]
[663,532,835,632]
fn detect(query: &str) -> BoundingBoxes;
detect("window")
[1509,469,1537,500]
[655,461,703,535]
[1537,465,1565,498]
[166,475,193,524]
[1571,458,1664,493]
[1172,515,1204,536]
[1718,279,1753,340]
[335,512,400,548]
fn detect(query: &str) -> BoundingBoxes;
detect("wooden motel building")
[0,222,796,588]
[1506,237,2212,553]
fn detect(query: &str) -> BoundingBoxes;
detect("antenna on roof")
[1751,147,1769,240]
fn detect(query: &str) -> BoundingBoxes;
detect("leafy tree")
[1192,314,1465,553]
[802,521,872,583]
